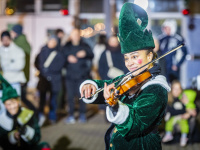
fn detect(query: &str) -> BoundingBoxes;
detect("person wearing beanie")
[0,31,26,96]
[158,19,187,83]
[10,24,32,110]
[36,35,65,125]
[0,74,50,150]
[80,3,172,150]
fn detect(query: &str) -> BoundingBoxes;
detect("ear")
[147,52,153,62]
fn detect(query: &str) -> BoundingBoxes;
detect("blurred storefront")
[0,0,200,88]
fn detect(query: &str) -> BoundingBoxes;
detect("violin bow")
[80,43,184,99]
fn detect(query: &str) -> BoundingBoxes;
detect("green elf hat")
[0,75,19,103]
[118,3,155,54]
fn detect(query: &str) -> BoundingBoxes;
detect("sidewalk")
[41,113,200,150]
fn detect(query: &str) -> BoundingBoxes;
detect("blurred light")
[94,23,105,32]
[134,0,148,10]
[80,30,85,37]
[100,23,105,30]
[5,7,15,15]
[182,9,190,15]
[60,9,69,15]
[94,23,101,31]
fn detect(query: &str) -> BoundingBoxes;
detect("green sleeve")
[86,75,124,104]
[116,85,168,138]
[26,116,41,145]
[14,35,31,55]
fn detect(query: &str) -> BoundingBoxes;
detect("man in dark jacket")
[37,36,65,124]
[62,28,94,123]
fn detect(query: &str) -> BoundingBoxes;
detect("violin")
[106,70,152,106]
[80,44,184,106]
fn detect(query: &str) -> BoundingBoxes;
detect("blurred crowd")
[0,18,200,149]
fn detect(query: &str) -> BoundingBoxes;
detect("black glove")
[19,125,27,135]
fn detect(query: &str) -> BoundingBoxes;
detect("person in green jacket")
[10,24,35,111]
[80,3,171,150]
[0,75,50,150]
[10,24,31,82]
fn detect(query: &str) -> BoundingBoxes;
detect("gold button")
[113,128,117,133]
[110,143,113,147]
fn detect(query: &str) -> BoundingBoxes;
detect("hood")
[162,19,177,36]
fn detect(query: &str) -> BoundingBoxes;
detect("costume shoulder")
[17,107,34,125]
[0,109,13,131]
[141,75,171,92]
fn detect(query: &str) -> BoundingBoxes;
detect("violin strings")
[80,43,184,99]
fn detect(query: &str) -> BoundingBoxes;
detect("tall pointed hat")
[118,3,155,54]
[0,74,19,103]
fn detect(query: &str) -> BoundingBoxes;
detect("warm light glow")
[94,23,105,31]
[5,7,15,15]
[134,0,148,10]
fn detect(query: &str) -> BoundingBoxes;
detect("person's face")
[163,26,171,35]
[4,99,20,116]
[108,36,119,48]
[10,30,17,39]
[57,32,64,39]
[47,39,57,49]
[70,29,80,44]
[124,50,153,76]
[1,36,11,47]
[172,83,182,98]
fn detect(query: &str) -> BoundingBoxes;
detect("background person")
[158,19,187,83]
[0,31,26,96]
[62,28,94,124]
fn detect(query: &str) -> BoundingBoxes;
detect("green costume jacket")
[0,106,41,150]
[80,72,170,150]
[13,34,31,81]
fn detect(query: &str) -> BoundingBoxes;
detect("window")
[80,0,103,13]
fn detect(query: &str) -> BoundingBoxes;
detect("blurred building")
[0,0,200,88]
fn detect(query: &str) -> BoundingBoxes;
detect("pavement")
[41,113,200,150]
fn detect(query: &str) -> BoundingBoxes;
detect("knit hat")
[1,31,11,39]
[0,75,19,103]
[12,24,23,35]
[118,3,155,54]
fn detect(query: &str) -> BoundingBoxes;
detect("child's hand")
[14,131,20,140]
[181,94,188,105]
[181,113,190,119]
[187,109,197,117]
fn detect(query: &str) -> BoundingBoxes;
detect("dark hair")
[55,29,64,35]
[146,48,157,61]
[1,31,11,39]
[97,34,107,44]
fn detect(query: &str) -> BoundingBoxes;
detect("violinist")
[80,3,171,150]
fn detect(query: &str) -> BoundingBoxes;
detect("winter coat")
[37,46,65,93]
[158,34,187,75]
[62,40,94,80]
[0,107,41,150]
[13,34,31,81]
[0,42,26,83]
[80,65,170,150]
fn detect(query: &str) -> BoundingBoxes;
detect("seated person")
[162,80,197,147]
[0,75,50,150]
